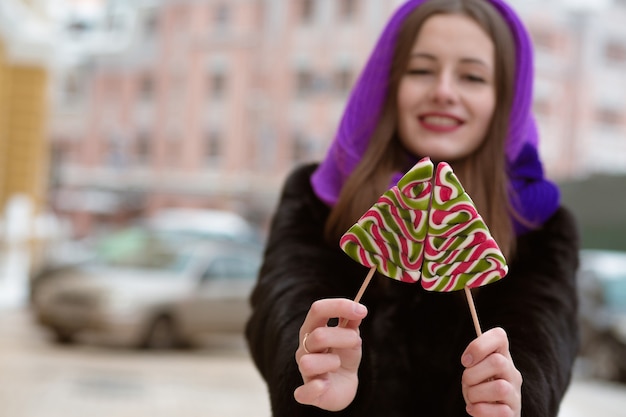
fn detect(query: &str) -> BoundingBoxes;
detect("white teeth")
[422,116,459,126]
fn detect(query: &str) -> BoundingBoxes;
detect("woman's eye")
[406,68,432,76]
[464,74,486,83]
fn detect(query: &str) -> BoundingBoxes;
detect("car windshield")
[203,254,262,281]
[582,250,626,313]
[93,227,190,272]
[601,276,626,313]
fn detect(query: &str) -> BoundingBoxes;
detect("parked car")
[31,227,263,349]
[577,249,626,383]
[29,208,262,286]
[143,208,263,244]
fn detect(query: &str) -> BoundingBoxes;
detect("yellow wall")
[0,41,7,210]
[0,39,49,214]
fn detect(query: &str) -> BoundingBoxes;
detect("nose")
[430,72,458,104]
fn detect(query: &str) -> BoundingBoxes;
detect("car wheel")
[52,329,76,345]
[142,315,183,350]
[586,336,622,382]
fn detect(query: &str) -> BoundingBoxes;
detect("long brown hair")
[325,0,518,259]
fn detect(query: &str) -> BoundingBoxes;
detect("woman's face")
[396,13,496,163]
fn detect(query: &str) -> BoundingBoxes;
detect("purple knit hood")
[310,0,559,234]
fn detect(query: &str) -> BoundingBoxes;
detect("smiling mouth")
[420,115,461,127]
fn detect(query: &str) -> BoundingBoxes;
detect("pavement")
[1,246,626,417]
[0,307,272,417]
[1,306,626,417]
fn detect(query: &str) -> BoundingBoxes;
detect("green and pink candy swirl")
[340,158,508,291]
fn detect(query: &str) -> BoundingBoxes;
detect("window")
[144,9,158,35]
[210,72,227,99]
[106,132,126,168]
[339,0,357,21]
[533,98,551,118]
[166,135,180,167]
[295,68,328,96]
[296,69,313,96]
[300,0,314,24]
[136,132,151,164]
[139,74,154,101]
[202,256,261,282]
[63,73,83,104]
[530,27,557,50]
[605,39,626,65]
[334,67,353,94]
[596,107,623,128]
[215,3,230,28]
[292,132,313,163]
[206,131,223,166]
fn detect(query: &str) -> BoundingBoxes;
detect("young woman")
[246,1,579,416]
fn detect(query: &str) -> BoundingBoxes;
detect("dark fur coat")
[246,164,580,417]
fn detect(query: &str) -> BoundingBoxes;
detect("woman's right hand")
[294,298,368,411]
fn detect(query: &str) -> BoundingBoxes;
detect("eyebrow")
[409,52,491,68]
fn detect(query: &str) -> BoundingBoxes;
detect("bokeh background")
[1,0,626,253]
[2,0,626,254]
[1,0,626,416]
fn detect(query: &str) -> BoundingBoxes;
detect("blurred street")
[0,307,271,417]
[0,305,624,417]
[1,1,626,416]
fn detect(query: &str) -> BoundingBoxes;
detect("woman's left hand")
[461,327,523,417]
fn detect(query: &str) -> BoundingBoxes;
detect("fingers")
[465,401,515,417]
[294,374,359,412]
[301,299,368,336]
[462,327,510,367]
[462,377,518,408]
[298,352,341,379]
[461,327,522,416]
[296,299,367,368]
[461,327,522,385]
[298,325,363,356]
[462,350,515,385]
[297,299,367,356]
[293,298,367,412]
[294,377,330,408]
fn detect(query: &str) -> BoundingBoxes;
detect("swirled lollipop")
[340,157,433,283]
[422,162,508,292]
[340,158,508,334]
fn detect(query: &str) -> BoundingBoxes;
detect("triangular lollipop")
[340,157,433,282]
[421,162,508,292]
[339,158,508,335]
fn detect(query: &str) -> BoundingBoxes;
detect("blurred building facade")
[517,0,626,178]
[45,0,626,237]
[0,0,53,216]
